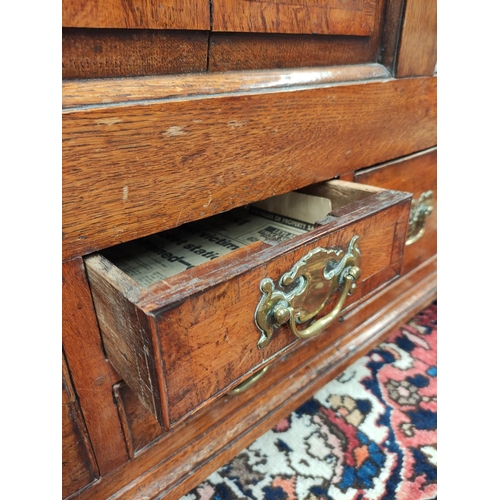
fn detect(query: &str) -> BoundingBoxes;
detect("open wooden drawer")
[84,180,411,430]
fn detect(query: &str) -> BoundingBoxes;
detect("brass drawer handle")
[255,235,361,349]
[406,190,434,246]
[229,365,269,395]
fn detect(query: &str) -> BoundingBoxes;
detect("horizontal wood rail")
[62,63,391,109]
[63,74,436,261]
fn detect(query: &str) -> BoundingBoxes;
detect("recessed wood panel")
[62,29,209,79]
[62,0,210,30]
[212,0,377,35]
[208,32,375,71]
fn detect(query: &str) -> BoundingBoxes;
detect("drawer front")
[354,148,437,275]
[85,181,411,428]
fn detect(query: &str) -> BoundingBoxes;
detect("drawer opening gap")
[101,181,378,288]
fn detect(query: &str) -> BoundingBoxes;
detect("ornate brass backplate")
[254,235,361,349]
[406,190,434,246]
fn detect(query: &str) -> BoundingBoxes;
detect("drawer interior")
[102,181,381,288]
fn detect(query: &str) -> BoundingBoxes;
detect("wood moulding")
[62,62,390,108]
[62,73,436,261]
[69,256,436,500]
[377,0,406,74]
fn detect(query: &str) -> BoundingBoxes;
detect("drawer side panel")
[85,256,168,428]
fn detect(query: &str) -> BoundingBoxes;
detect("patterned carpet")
[182,302,437,500]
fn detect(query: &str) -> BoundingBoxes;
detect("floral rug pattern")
[182,302,437,500]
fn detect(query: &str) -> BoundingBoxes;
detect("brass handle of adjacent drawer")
[229,365,269,395]
[255,235,361,349]
[406,190,434,246]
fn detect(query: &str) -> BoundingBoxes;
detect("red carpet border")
[182,302,437,500]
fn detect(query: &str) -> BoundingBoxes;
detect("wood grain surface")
[62,63,391,108]
[63,258,129,475]
[62,353,98,498]
[61,0,437,495]
[155,197,410,424]
[212,0,377,35]
[208,32,375,71]
[378,0,405,74]
[84,255,168,427]
[62,29,209,79]
[69,256,436,500]
[396,0,437,77]
[208,0,385,72]
[85,186,411,427]
[114,382,163,457]
[62,0,210,30]
[62,76,436,261]
[354,147,437,275]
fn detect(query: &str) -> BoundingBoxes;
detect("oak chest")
[62,0,437,497]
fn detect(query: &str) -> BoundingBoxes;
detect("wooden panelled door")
[62,0,392,76]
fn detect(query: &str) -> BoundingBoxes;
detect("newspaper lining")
[107,191,333,287]
[107,207,318,287]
